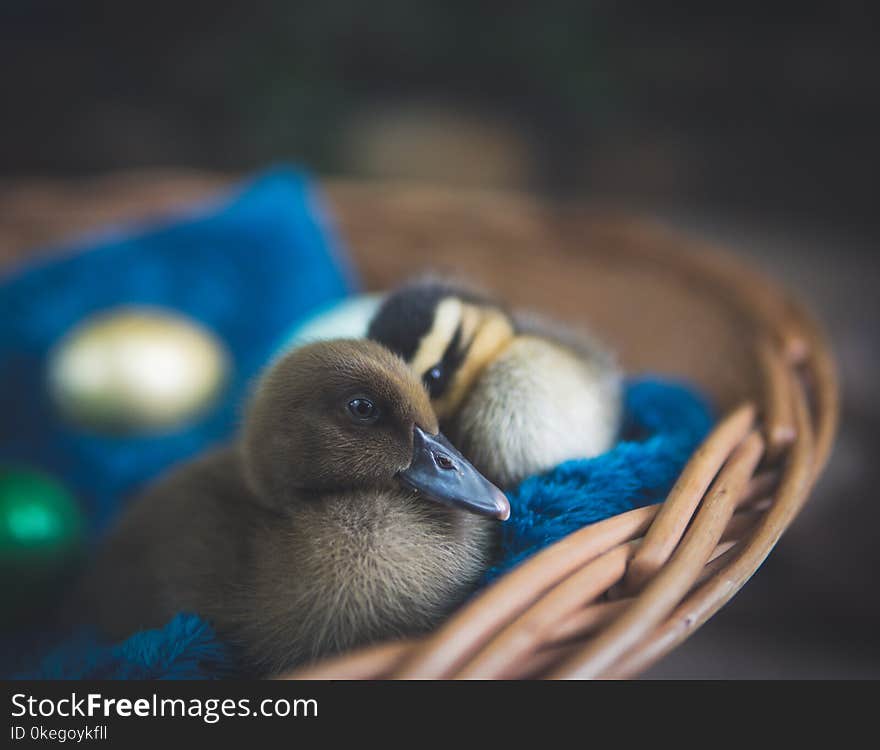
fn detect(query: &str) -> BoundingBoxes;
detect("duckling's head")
[367,279,515,420]
[241,338,509,520]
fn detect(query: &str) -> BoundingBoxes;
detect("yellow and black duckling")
[367,278,622,488]
[76,339,508,676]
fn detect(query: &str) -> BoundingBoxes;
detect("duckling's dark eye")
[423,365,445,397]
[347,397,380,424]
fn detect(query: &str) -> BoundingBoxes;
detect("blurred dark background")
[1,1,878,677]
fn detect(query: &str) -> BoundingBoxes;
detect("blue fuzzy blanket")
[1,168,713,679]
[485,378,712,582]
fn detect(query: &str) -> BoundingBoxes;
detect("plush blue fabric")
[13,615,232,680]
[0,167,354,534]
[483,378,713,581]
[8,377,712,679]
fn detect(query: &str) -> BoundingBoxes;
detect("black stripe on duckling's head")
[367,279,486,362]
[241,338,509,520]
[367,278,515,419]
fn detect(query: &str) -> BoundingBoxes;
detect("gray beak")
[398,426,511,521]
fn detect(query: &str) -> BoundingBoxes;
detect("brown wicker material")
[0,172,838,680]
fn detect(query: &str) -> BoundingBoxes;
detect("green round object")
[0,467,84,625]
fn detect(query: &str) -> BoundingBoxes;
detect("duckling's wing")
[511,308,620,375]
[71,447,258,640]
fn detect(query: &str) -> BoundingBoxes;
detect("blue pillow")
[0,167,355,534]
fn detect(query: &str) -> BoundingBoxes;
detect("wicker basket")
[0,173,838,679]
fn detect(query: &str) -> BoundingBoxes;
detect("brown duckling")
[368,278,622,488]
[76,339,508,676]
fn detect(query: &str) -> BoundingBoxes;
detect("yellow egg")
[48,308,228,432]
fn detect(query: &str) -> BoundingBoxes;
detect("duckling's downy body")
[368,279,622,488]
[78,340,507,676]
